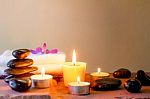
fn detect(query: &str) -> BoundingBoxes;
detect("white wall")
[0,0,150,73]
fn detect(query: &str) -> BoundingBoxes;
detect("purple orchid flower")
[30,43,58,54]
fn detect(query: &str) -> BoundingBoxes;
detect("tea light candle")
[68,76,90,95]
[31,67,53,88]
[63,49,86,86]
[90,67,110,86]
[90,67,110,77]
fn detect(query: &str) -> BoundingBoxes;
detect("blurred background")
[0,0,150,73]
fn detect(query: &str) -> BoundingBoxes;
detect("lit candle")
[90,67,110,86]
[31,67,53,88]
[90,67,110,77]
[68,76,90,95]
[63,49,86,86]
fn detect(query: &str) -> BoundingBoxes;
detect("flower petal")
[47,49,58,54]
[36,47,42,52]
[30,49,38,54]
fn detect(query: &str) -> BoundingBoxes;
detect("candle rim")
[90,72,110,77]
[63,62,86,66]
[31,74,53,80]
[68,82,90,86]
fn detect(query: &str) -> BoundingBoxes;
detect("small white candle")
[90,67,110,77]
[31,67,53,88]
[68,76,90,95]
[90,67,110,87]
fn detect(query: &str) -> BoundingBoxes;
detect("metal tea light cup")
[68,82,90,95]
[31,74,53,88]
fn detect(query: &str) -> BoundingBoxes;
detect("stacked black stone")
[4,49,38,92]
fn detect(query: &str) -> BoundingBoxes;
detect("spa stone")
[7,59,33,68]
[9,78,32,92]
[113,68,131,78]
[91,78,122,91]
[4,66,38,75]
[12,49,30,59]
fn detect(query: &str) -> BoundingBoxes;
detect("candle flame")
[72,49,76,65]
[41,67,45,77]
[77,76,80,84]
[98,68,101,73]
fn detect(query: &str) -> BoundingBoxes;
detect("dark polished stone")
[124,79,141,93]
[4,66,38,75]
[91,78,122,91]
[7,59,33,68]
[4,75,14,83]
[135,70,150,86]
[9,78,32,92]
[12,49,30,59]
[113,68,131,78]
[4,73,34,83]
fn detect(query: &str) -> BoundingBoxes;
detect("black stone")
[124,79,142,93]
[4,75,14,83]
[135,70,150,86]
[4,73,34,83]
[113,68,131,78]
[7,59,33,68]
[9,78,32,92]
[12,49,30,59]
[91,78,122,91]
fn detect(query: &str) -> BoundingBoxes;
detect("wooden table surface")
[0,73,150,99]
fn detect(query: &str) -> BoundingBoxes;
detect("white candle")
[63,49,86,86]
[31,67,53,88]
[90,67,110,77]
[68,76,90,95]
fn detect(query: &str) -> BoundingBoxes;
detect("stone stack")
[4,49,38,92]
